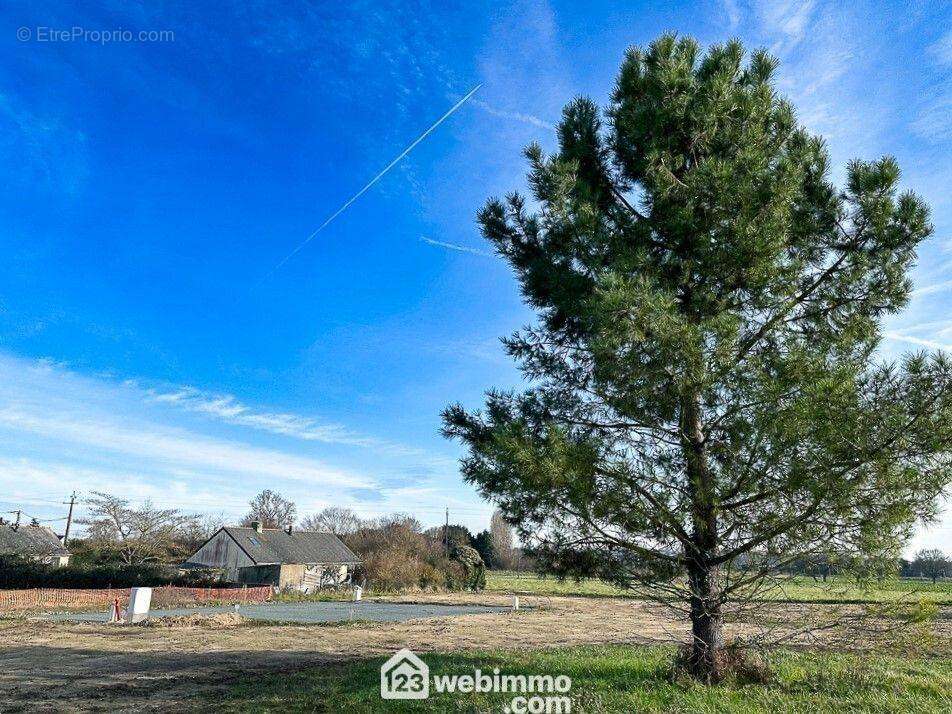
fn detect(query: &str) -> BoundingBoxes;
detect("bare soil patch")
[136,612,246,629]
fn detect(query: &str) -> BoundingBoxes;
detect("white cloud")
[0,457,250,515]
[911,277,952,297]
[911,23,952,142]
[757,2,866,156]
[754,0,818,54]
[0,353,378,497]
[0,351,484,534]
[887,319,952,337]
[928,28,952,66]
[884,332,952,352]
[911,87,952,143]
[721,0,741,31]
[0,406,371,490]
[146,386,375,447]
[142,383,454,465]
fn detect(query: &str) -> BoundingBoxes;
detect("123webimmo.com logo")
[381,648,573,712]
[380,648,429,699]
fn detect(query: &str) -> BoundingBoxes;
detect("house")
[0,523,71,567]
[183,521,360,591]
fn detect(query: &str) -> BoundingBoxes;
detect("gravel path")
[41,600,512,624]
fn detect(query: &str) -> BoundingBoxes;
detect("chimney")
[251,520,263,533]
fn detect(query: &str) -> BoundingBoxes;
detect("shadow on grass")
[219,645,952,713]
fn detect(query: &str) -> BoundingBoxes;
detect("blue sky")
[0,1,950,550]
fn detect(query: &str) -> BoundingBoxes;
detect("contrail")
[420,236,492,258]
[264,84,483,278]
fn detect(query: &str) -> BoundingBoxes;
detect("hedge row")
[0,555,224,589]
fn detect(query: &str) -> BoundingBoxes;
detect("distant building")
[0,524,71,567]
[182,521,360,591]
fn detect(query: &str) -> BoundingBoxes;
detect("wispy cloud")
[754,1,862,153]
[911,87,952,143]
[420,236,493,258]
[0,352,484,530]
[145,386,375,447]
[884,332,952,352]
[0,352,478,525]
[0,405,371,489]
[887,319,952,337]
[754,0,818,54]
[911,277,952,297]
[721,0,741,31]
[0,456,252,515]
[912,27,952,142]
[143,383,452,463]
[472,99,555,131]
[0,352,379,491]
[928,28,952,66]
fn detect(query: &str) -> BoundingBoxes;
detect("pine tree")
[443,35,952,681]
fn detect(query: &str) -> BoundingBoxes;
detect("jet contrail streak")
[265,84,483,278]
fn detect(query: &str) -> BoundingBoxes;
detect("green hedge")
[0,555,225,589]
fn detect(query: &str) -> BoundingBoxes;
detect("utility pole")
[445,507,450,557]
[63,492,77,545]
[12,509,20,530]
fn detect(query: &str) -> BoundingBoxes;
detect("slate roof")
[0,525,69,557]
[223,527,359,565]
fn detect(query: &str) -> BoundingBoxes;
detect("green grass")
[485,571,952,604]
[486,571,631,598]
[218,644,952,712]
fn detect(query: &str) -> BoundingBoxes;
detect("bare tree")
[913,549,950,584]
[300,506,361,535]
[178,513,226,552]
[490,510,514,570]
[372,512,423,533]
[79,491,199,565]
[241,489,297,529]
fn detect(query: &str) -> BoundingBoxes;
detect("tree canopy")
[241,489,297,529]
[79,491,199,565]
[443,35,952,680]
[301,506,361,535]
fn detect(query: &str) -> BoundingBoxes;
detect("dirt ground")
[1,593,948,712]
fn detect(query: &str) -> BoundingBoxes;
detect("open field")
[0,592,949,712]
[486,571,952,604]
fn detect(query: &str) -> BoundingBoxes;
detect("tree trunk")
[681,390,725,682]
[687,560,725,682]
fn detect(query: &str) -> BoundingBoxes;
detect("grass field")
[220,644,952,712]
[485,571,952,604]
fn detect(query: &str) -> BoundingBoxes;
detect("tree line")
[12,489,528,592]
[778,549,951,584]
